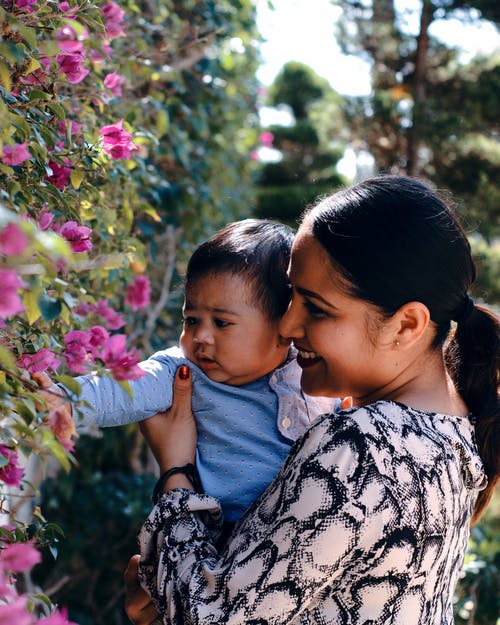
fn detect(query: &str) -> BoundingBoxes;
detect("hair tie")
[453,295,474,324]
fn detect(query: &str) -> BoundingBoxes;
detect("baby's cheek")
[179,332,193,359]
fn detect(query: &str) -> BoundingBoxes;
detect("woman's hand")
[124,555,161,625]
[140,365,197,487]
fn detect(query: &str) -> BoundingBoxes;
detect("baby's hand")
[32,371,71,417]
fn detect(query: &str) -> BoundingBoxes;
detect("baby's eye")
[183,316,198,326]
[214,319,231,328]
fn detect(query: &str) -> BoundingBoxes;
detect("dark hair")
[309,175,499,522]
[186,219,294,321]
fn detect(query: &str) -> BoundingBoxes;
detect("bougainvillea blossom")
[56,51,89,84]
[100,119,137,160]
[1,142,32,166]
[104,72,125,97]
[56,24,88,53]
[0,446,24,487]
[62,330,93,374]
[0,223,28,256]
[0,596,32,625]
[45,161,71,190]
[0,542,41,573]
[125,275,151,310]
[38,607,79,625]
[18,348,61,374]
[0,269,25,318]
[102,1,125,39]
[88,325,110,356]
[58,221,92,253]
[99,334,145,381]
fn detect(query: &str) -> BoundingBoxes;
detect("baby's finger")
[31,371,53,389]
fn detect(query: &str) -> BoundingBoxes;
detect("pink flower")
[125,276,151,311]
[0,269,25,318]
[89,41,112,62]
[0,568,15,600]
[37,209,55,231]
[104,72,125,97]
[39,606,78,625]
[63,330,93,374]
[1,542,41,573]
[48,408,76,451]
[92,299,125,330]
[58,2,78,17]
[0,596,31,625]
[73,302,92,317]
[0,446,24,487]
[102,1,125,39]
[56,24,87,53]
[1,142,31,166]
[46,161,71,190]
[56,51,89,84]
[0,223,28,256]
[18,348,61,374]
[14,0,37,12]
[88,325,110,356]
[100,335,145,381]
[59,220,92,253]
[100,119,137,160]
[259,131,274,147]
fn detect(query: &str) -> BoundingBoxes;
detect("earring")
[395,341,400,347]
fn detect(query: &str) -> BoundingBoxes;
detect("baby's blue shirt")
[73,346,336,521]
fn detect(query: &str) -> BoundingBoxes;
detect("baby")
[40,220,336,521]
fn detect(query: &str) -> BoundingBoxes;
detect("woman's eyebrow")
[296,286,339,310]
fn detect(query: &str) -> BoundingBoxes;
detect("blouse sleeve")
[138,412,379,624]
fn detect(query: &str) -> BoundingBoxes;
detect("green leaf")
[70,170,84,189]
[46,102,66,121]
[156,109,170,137]
[117,379,133,398]
[23,289,42,325]
[38,294,62,321]
[0,60,11,92]
[0,345,16,371]
[55,375,82,398]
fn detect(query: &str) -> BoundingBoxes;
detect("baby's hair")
[309,174,499,523]
[186,219,295,321]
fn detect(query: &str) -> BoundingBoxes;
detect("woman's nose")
[279,296,304,341]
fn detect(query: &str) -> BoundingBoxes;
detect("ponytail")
[445,303,500,522]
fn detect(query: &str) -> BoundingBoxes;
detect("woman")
[131,175,499,625]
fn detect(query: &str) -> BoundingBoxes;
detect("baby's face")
[180,272,290,386]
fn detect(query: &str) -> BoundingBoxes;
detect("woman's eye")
[183,316,198,326]
[304,300,325,316]
[214,319,230,328]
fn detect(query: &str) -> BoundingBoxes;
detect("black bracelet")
[152,463,203,504]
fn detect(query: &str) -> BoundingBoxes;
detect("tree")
[255,62,347,226]
[334,0,500,303]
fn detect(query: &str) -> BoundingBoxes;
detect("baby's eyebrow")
[183,302,242,316]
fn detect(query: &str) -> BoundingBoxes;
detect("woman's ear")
[391,301,431,349]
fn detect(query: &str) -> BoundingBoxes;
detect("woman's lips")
[296,348,321,369]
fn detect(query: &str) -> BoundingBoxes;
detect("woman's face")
[279,224,393,403]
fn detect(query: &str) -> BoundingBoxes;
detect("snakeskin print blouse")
[138,400,486,625]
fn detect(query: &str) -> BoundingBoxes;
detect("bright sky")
[256,0,500,97]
